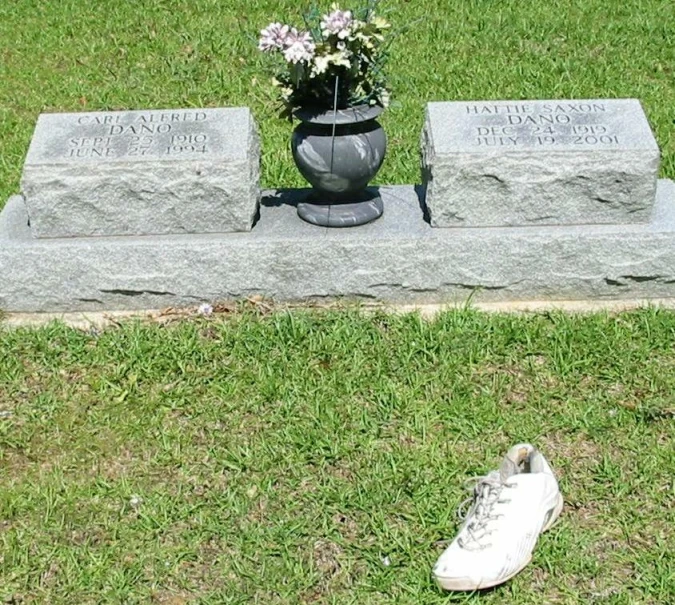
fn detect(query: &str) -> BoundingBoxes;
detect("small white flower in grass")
[258,22,290,52]
[198,303,214,316]
[608,408,618,417]
[283,28,315,63]
[321,6,353,39]
[129,495,142,508]
[382,555,391,566]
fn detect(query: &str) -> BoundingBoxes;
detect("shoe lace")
[456,473,511,550]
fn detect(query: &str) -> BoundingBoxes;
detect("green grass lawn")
[1,307,674,603]
[0,0,673,207]
[1,1,675,602]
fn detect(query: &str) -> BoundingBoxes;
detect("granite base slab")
[1,181,675,312]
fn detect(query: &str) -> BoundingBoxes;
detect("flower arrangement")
[258,2,392,116]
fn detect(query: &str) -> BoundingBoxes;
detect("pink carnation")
[321,8,353,39]
[258,22,290,52]
[283,28,315,64]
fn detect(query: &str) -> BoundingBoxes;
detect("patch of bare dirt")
[312,539,342,578]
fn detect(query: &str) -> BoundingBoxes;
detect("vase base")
[297,189,384,228]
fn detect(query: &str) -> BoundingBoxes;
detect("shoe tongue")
[499,445,532,482]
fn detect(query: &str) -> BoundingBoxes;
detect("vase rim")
[293,104,383,125]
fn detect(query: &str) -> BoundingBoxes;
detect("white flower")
[321,6,354,39]
[129,495,143,508]
[258,22,290,52]
[312,49,351,76]
[198,303,214,316]
[283,28,315,63]
[272,77,294,102]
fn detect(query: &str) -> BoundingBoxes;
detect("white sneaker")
[433,443,563,591]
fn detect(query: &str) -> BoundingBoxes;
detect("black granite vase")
[291,104,387,227]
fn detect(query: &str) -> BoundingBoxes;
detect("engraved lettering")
[476,136,520,146]
[507,114,570,125]
[171,133,208,145]
[532,126,555,135]
[77,115,120,125]
[573,134,619,145]
[69,136,113,147]
[34,108,228,164]
[110,123,172,136]
[572,125,608,135]
[68,147,114,158]
[136,111,207,123]
[541,103,606,114]
[466,104,532,115]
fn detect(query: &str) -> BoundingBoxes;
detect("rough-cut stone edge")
[424,149,659,228]
[246,112,262,228]
[22,160,259,238]
[420,108,436,219]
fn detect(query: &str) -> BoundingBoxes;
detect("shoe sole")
[435,493,564,592]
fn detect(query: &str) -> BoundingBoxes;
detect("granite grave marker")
[422,99,660,227]
[21,107,260,238]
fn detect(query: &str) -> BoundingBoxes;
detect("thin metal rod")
[330,75,339,174]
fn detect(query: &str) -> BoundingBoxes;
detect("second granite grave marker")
[422,99,660,227]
